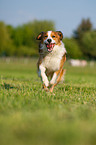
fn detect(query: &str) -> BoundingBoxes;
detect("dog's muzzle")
[45,43,55,52]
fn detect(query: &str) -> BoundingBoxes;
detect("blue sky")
[0,0,96,37]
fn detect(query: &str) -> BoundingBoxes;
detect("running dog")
[36,31,67,92]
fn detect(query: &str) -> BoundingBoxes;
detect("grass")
[0,58,96,145]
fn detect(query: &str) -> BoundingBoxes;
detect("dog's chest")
[43,56,60,71]
[42,49,64,71]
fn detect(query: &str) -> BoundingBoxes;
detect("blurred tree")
[73,18,96,59]
[81,31,96,59]
[0,22,14,56]
[7,25,14,39]
[13,26,24,46]
[63,38,83,59]
[73,18,92,39]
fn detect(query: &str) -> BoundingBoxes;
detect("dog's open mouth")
[45,43,55,52]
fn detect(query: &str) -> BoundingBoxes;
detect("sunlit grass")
[0,58,96,145]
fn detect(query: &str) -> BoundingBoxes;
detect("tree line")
[0,19,96,59]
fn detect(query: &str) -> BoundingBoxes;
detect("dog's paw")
[49,86,54,92]
[43,84,49,92]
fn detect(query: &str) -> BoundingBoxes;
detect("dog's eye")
[44,35,48,38]
[52,35,55,38]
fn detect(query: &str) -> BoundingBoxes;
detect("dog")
[36,31,67,92]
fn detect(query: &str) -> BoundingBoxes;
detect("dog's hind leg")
[49,69,66,92]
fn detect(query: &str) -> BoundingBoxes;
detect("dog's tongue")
[47,44,53,49]
[46,43,55,52]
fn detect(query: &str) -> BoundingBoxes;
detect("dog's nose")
[47,39,52,43]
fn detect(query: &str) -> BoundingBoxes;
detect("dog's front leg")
[38,65,49,91]
[50,71,59,92]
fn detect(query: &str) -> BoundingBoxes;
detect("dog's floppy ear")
[56,31,63,40]
[36,32,44,40]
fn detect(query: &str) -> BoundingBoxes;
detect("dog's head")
[36,31,63,52]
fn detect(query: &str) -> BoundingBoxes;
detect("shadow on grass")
[1,83,19,90]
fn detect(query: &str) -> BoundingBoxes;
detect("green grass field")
[0,58,96,145]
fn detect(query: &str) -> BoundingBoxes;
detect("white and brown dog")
[36,31,67,92]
